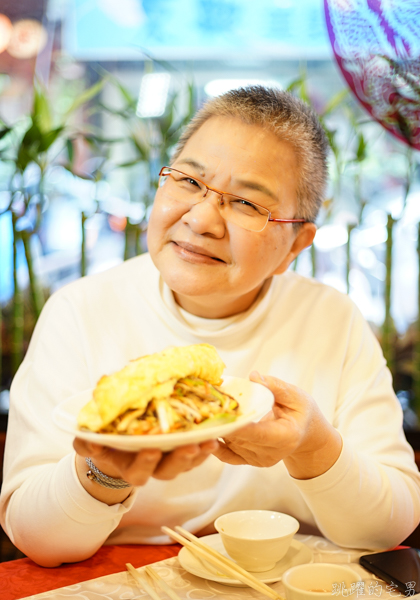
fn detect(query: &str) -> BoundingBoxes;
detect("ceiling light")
[136,73,171,118]
[7,19,48,59]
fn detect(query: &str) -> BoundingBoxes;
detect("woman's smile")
[171,241,227,265]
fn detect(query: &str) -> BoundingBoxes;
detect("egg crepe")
[78,343,227,433]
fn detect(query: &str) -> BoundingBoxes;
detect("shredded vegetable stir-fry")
[97,377,240,435]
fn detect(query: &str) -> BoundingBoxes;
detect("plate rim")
[178,533,314,585]
[52,376,274,451]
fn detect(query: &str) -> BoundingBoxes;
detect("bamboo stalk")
[124,218,131,260]
[11,212,24,376]
[135,223,143,256]
[21,230,44,319]
[311,243,316,278]
[382,214,395,375]
[81,211,87,277]
[346,224,356,295]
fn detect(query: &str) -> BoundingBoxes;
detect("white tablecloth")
[21,534,418,600]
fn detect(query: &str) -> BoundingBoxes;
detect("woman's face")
[147,116,316,318]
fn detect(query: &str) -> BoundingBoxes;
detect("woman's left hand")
[212,371,342,480]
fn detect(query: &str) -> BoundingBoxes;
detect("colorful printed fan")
[324,0,420,149]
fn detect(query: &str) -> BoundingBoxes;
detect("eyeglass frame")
[158,166,309,230]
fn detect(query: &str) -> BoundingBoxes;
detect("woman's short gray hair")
[172,86,329,223]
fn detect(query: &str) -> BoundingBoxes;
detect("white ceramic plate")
[178,533,314,586]
[52,376,274,451]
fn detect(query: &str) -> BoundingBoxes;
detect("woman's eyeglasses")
[158,166,308,233]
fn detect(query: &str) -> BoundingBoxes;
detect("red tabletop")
[0,543,181,600]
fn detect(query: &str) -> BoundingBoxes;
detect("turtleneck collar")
[159,275,275,343]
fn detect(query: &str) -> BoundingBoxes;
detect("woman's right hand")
[73,438,218,505]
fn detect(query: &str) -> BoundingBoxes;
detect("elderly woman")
[1,86,419,567]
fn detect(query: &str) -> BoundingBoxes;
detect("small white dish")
[52,376,274,451]
[178,533,313,586]
[282,563,362,600]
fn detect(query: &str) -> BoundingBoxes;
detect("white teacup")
[282,563,363,600]
[214,510,299,572]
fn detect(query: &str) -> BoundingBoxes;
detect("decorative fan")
[324,0,420,149]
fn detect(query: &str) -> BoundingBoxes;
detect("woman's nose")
[182,191,226,237]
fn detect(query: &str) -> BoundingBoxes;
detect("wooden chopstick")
[162,526,283,600]
[175,525,285,599]
[126,563,161,600]
[144,565,183,600]
[126,562,183,600]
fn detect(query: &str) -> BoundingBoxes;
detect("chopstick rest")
[162,525,284,600]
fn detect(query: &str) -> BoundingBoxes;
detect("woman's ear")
[273,223,317,275]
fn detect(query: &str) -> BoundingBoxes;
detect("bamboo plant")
[0,78,104,379]
[100,74,197,260]
[287,69,349,277]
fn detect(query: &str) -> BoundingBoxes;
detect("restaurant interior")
[0,0,420,593]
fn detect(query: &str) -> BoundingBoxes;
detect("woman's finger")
[249,371,313,419]
[153,440,219,480]
[118,449,163,486]
[212,441,248,465]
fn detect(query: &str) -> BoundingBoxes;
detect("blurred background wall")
[0,0,419,455]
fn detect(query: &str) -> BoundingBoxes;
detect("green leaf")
[117,159,141,168]
[20,120,41,147]
[286,76,305,93]
[66,138,74,168]
[33,81,52,133]
[323,127,338,153]
[16,121,41,170]
[0,126,12,140]
[130,135,150,161]
[97,102,132,118]
[287,68,310,104]
[63,78,106,119]
[16,145,34,172]
[355,133,367,162]
[37,126,65,152]
[113,78,137,111]
[186,81,196,118]
[322,89,349,117]
[82,133,125,145]
[159,93,177,136]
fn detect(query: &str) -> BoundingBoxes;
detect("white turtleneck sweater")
[1,253,419,566]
